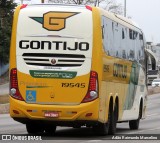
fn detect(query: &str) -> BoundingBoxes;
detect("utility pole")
[94,0,99,6]
[97,0,99,6]
[124,0,126,17]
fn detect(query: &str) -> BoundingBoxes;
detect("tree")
[48,0,92,5]
[48,0,123,15]
[102,0,123,15]
[0,0,17,64]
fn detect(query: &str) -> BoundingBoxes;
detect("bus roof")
[99,7,142,33]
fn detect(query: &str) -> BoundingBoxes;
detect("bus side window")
[122,28,125,39]
[129,29,133,39]
[122,50,126,59]
[139,34,143,40]
[133,31,138,40]
[129,50,135,60]
[102,25,104,39]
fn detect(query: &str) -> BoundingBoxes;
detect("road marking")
[147,102,160,106]
[147,113,160,117]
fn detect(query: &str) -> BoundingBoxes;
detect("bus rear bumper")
[10,97,99,124]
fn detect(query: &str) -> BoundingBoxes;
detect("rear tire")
[92,123,109,136]
[44,125,56,135]
[129,119,140,130]
[26,123,44,134]
[129,101,142,130]
[108,103,118,135]
[92,101,118,135]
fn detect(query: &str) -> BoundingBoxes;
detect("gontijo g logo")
[30,12,79,31]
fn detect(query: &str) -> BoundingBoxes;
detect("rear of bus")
[9,4,100,129]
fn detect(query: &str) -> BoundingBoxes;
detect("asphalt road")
[0,93,160,142]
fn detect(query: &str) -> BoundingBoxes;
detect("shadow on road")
[21,126,135,140]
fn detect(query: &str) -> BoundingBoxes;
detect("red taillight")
[10,68,24,101]
[13,110,19,114]
[82,71,98,103]
[20,4,28,9]
[10,69,18,88]
[89,71,97,91]
[85,5,92,11]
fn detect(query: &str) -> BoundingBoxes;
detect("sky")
[119,0,160,44]
[14,0,160,44]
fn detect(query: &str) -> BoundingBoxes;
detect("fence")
[0,63,9,84]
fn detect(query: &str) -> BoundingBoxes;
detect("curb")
[148,87,160,95]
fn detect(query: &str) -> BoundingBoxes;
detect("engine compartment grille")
[22,53,85,67]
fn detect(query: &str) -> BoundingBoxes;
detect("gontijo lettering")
[19,40,89,51]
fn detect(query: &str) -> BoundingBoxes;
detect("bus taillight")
[20,4,28,9]
[10,68,24,101]
[85,5,92,11]
[82,71,98,103]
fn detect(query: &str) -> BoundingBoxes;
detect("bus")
[9,4,147,135]
[147,69,159,85]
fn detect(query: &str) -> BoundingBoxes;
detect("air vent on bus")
[22,53,85,67]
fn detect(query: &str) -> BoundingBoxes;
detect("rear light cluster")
[85,5,92,11]
[82,71,98,103]
[20,4,27,9]
[10,68,24,101]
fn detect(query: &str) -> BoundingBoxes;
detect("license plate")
[44,112,59,118]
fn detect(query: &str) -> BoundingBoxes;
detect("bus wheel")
[44,125,56,135]
[108,103,118,135]
[26,123,44,134]
[129,102,142,130]
[129,119,140,130]
[92,123,109,135]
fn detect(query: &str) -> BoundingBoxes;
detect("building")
[146,42,160,84]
